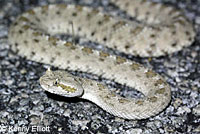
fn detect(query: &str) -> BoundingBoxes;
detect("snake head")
[39,68,84,97]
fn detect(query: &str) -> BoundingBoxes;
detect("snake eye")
[54,78,59,86]
[54,81,58,85]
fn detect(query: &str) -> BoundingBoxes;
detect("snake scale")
[8,0,195,119]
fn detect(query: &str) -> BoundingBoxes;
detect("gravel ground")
[0,0,199,134]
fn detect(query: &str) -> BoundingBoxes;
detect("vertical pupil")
[55,81,58,85]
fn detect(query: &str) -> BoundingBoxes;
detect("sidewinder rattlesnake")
[8,0,196,119]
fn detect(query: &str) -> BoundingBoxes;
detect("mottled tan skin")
[8,0,195,119]
[40,69,171,119]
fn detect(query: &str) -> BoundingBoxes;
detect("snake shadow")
[44,91,85,103]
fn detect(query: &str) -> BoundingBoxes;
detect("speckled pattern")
[8,1,195,57]
[0,0,200,133]
[40,68,170,120]
[7,0,195,120]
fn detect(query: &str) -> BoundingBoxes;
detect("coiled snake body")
[8,0,195,119]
